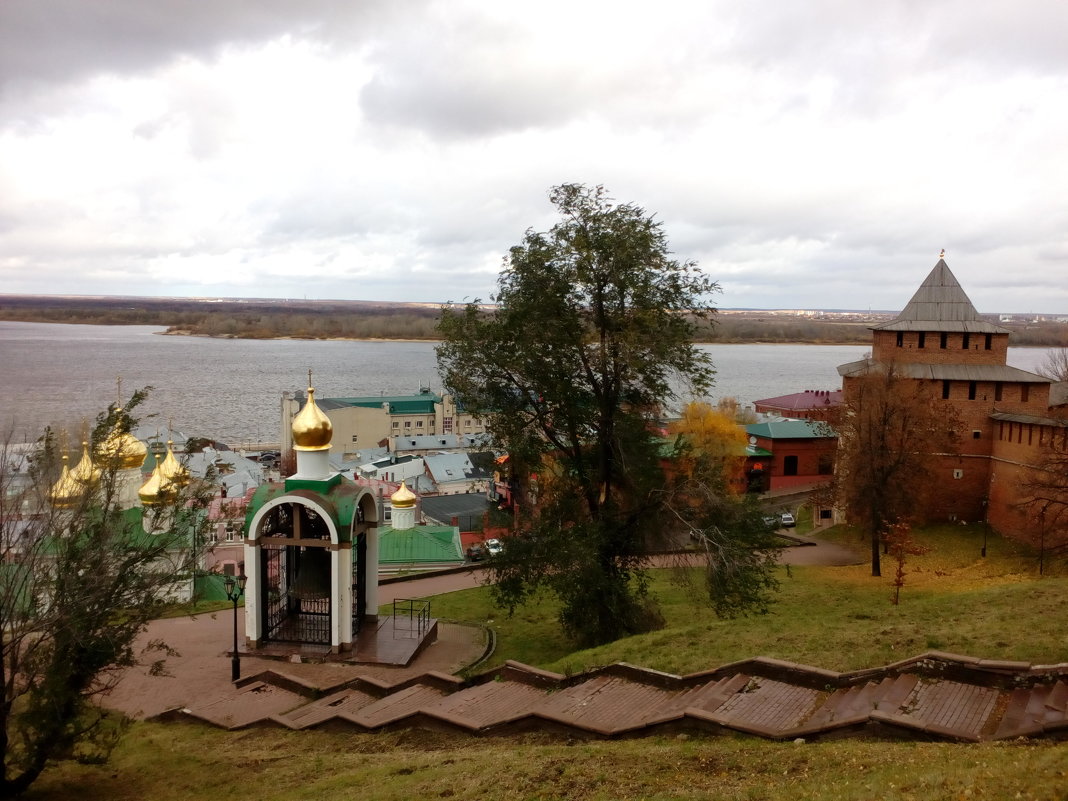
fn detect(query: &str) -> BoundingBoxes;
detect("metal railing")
[391,598,431,638]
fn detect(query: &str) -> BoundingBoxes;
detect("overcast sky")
[1,1,1066,313]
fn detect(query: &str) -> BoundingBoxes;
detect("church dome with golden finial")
[51,455,83,509]
[158,441,190,486]
[99,408,148,470]
[292,386,333,451]
[139,454,177,506]
[390,481,417,509]
[69,441,101,487]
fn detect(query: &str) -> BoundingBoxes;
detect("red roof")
[754,389,843,411]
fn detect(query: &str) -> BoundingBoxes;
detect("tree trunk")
[871,531,882,577]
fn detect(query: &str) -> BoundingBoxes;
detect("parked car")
[780,512,796,528]
[762,516,779,529]
[466,544,486,561]
[484,538,504,556]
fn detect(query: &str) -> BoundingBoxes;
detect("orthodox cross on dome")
[308,369,313,388]
[116,376,123,405]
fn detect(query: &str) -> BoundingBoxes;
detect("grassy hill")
[29,525,1068,801]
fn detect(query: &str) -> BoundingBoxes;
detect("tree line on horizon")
[2,295,1065,346]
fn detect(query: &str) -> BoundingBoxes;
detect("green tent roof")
[378,525,463,564]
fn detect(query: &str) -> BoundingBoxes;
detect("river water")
[0,321,1054,445]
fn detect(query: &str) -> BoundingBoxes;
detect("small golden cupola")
[389,481,418,530]
[51,454,83,509]
[390,481,417,509]
[69,441,101,487]
[99,408,148,470]
[158,440,190,486]
[292,386,333,451]
[139,454,177,507]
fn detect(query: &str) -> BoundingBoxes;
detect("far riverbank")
[0,321,1059,446]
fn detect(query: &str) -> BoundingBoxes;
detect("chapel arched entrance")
[257,501,333,646]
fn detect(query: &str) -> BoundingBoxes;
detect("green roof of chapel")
[378,525,463,564]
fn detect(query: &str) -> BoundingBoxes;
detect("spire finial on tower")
[939,248,945,259]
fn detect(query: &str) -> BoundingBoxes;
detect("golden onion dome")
[68,441,101,487]
[292,387,332,451]
[390,481,417,509]
[139,454,177,507]
[51,455,83,509]
[159,441,190,486]
[99,415,148,470]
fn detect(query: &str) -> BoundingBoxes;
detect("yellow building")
[280,388,485,460]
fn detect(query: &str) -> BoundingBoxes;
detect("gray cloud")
[0,1,1066,312]
[0,1,411,90]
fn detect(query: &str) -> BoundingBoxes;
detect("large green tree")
[438,183,777,646]
[0,393,209,797]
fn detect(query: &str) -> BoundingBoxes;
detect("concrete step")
[273,687,379,729]
[420,680,549,729]
[535,676,677,735]
[348,683,449,728]
[185,681,307,729]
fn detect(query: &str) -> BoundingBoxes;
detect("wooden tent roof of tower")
[872,259,1010,334]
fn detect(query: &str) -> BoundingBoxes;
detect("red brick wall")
[872,330,1009,365]
[752,435,836,487]
[839,375,993,524]
[988,420,1068,539]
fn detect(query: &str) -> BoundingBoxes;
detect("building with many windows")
[280,388,486,460]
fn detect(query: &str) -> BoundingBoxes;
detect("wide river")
[0,321,1055,445]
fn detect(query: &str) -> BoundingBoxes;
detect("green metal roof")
[244,478,370,543]
[378,525,463,564]
[746,420,829,440]
[325,394,441,415]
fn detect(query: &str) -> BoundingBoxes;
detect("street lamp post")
[223,573,248,683]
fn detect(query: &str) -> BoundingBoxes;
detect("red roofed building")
[753,389,843,420]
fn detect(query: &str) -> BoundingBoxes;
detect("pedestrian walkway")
[110,536,1064,744]
[152,650,1068,742]
[103,614,489,722]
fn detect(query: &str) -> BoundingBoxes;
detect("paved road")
[381,531,865,602]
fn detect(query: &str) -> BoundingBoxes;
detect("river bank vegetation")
[4,294,1067,346]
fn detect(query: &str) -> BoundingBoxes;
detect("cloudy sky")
[2,1,1066,313]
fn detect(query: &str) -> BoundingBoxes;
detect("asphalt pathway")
[380,530,865,603]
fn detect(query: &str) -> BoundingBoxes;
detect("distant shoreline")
[3,311,1064,348]
[155,328,874,346]
[156,328,438,344]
